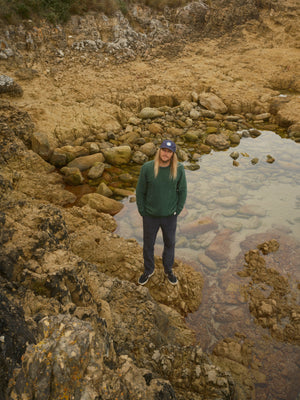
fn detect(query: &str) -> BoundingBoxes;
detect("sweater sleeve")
[136,164,147,216]
[176,164,187,215]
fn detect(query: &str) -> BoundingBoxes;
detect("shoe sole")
[138,270,155,285]
[164,272,178,285]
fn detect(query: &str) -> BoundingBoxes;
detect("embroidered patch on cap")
[160,139,176,152]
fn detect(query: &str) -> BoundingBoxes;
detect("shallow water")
[115,131,300,399]
[116,131,300,267]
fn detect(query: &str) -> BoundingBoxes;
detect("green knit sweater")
[136,160,187,217]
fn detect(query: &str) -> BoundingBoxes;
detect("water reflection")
[115,131,300,399]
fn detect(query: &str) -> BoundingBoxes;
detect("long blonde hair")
[154,149,178,180]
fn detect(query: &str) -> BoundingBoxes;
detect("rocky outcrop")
[0,292,36,400]
[0,1,299,398]
[0,102,236,399]
[238,240,300,345]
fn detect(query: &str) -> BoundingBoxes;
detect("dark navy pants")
[142,215,177,275]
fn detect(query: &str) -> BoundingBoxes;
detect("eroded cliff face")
[0,1,299,399]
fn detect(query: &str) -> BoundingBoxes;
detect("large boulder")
[67,153,105,171]
[140,142,157,156]
[199,92,228,114]
[102,145,132,165]
[205,133,230,150]
[275,97,300,128]
[79,193,124,215]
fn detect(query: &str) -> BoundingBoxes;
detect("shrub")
[0,0,191,24]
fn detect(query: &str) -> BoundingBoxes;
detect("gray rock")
[0,75,23,97]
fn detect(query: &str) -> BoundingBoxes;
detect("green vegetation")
[0,0,190,25]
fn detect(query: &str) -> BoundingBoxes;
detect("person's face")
[159,148,173,165]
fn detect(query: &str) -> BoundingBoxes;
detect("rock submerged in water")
[180,217,218,236]
[266,154,275,163]
[238,240,300,345]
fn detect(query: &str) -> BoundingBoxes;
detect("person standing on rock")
[136,139,187,286]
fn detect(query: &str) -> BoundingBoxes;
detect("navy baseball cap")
[160,140,176,153]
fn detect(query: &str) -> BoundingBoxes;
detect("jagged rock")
[51,145,89,167]
[176,1,208,26]
[31,132,53,161]
[238,244,300,345]
[1,4,300,398]
[257,239,280,255]
[0,293,36,400]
